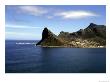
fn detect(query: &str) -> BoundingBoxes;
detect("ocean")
[5,40,106,73]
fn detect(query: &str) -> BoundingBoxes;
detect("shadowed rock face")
[87,23,97,28]
[36,27,64,46]
[42,28,49,40]
[36,23,106,48]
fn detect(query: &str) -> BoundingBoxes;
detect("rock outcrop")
[36,27,64,46]
[36,23,106,48]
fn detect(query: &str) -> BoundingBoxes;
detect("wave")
[16,42,36,45]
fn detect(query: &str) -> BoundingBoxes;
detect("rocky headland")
[36,23,106,48]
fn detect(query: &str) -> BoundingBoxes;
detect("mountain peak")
[42,27,49,40]
[36,27,64,46]
[88,23,97,28]
[43,27,48,31]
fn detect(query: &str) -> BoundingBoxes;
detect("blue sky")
[5,5,106,40]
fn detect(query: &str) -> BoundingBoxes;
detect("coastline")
[37,45,106,48]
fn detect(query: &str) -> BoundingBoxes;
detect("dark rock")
[36,27,64,46]
[69,23,106,39]
[87,23,97,28]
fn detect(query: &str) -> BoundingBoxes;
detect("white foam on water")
[16,42,35,45]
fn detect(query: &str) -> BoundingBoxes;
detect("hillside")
[36,23,106,48]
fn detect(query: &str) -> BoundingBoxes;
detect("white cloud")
[6,32,25,35]
[6,31,35,36]
[16,6,99,20]
[46,16,53,19]
[5,24,42,29]
[18,6,48,16]
[55,10,99,19]
[5,31,41,40]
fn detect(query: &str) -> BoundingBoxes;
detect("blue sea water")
[5,40,106,73]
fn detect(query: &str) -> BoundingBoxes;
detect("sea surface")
[5,40,106,73]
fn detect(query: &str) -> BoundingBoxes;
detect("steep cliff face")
[36,27,64,46]
[36,23,106,48]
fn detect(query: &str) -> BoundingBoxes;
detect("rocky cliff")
[36,27,64,46]
[36,23,106,48]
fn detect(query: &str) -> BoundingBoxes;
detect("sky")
[5,5,106,40]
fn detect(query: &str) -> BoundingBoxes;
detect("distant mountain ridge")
[36,23,106,48]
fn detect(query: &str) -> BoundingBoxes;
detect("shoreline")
[37,45,106,48]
